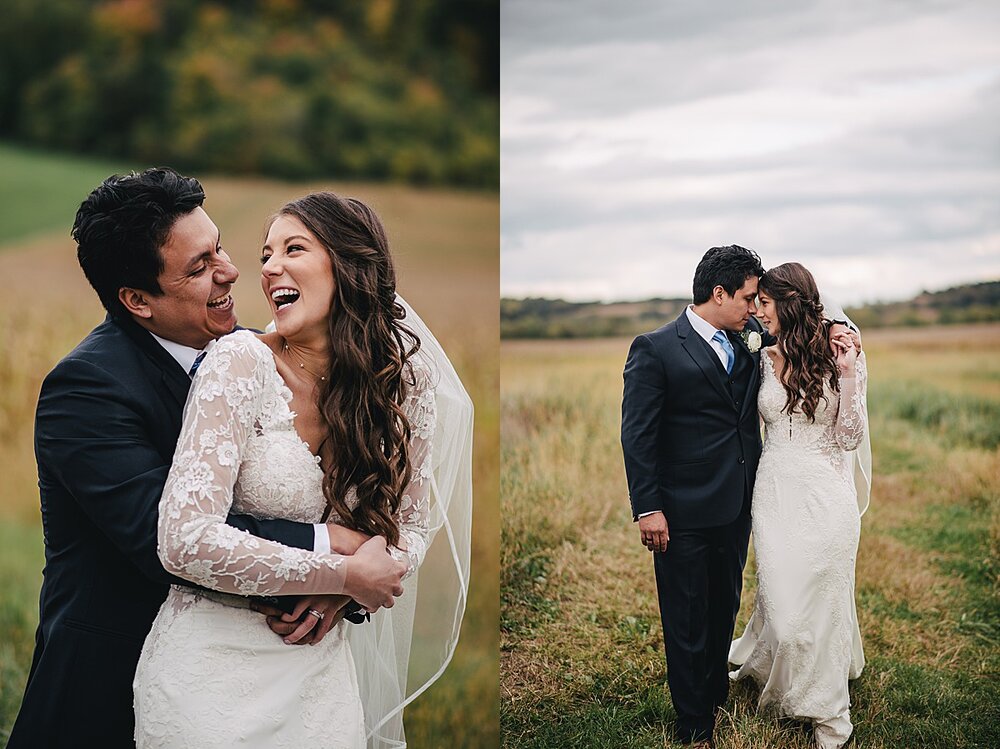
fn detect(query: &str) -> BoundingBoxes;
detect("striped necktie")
[188,351,207,378]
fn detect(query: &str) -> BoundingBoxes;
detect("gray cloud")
[501,0,1000,304]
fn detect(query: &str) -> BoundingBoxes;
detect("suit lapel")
[677,312,734,407]
[731,326,761,420]
[111,315,191,409]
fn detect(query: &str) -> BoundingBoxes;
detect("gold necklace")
[282,341,327,382]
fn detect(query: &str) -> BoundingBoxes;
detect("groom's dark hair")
[73,167,206,318]
[692,245,764,304]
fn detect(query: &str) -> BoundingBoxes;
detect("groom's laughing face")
[124,207,240,349]
[719,275,759,332]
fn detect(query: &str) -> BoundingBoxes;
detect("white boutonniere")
[740,330,762,353]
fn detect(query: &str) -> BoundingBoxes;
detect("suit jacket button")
[738,457,745,464]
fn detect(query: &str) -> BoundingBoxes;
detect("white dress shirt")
[149,332,203,377]
[149,331,330,553]
[685,305,732,369]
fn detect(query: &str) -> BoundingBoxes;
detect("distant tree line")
[501,297,689,339]
[845,281,1000,329]
[501,281,1000,339]
[0,0,498,187]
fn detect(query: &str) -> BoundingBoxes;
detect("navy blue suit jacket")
[621,311,772,529]
[8,315,316,748]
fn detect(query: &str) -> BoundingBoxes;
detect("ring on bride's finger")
[307,608,325,620]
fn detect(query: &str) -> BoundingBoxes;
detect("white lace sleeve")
[157,332,347,596]
[389,362,436,577]
[834,351,867,452]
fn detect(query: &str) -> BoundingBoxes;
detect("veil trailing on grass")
[822,293,872,517]
[346,295,474,748]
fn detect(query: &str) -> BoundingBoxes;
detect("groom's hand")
[638,512,669,553]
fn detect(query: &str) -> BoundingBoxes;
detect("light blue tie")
[712,331,734,374]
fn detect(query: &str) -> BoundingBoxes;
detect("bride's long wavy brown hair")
[272,193,420,546]
[758,262,839,422]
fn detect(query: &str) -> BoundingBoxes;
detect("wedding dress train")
[729,351,867,749]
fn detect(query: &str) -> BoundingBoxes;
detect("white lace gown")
[133,331,434,749]
[729,352,867,749]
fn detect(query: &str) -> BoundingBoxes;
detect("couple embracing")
[9,168,472,748]
[622,246,870,749]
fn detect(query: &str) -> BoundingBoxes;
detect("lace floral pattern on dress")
[136,330,435,748]
[156,330,435,595]
[729,350,867,749]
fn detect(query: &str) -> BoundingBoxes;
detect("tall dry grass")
[501,325,1000,749]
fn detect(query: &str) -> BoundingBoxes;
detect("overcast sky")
[501,0,1000,305]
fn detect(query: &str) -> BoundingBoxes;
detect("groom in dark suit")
[621,245,768,747]
[7,168,393,748]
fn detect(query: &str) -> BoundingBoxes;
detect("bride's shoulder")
[200,330,272,374]
[404,353,436,393]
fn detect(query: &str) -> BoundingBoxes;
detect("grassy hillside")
[0,149,499,747]
[501,324,1000,748]
[849,281,1000,328]
[0,144,137,243]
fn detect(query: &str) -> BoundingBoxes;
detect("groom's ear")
[711,285,727,305]
[118,287,153,319]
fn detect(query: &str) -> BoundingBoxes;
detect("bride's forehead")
[266,215,316,241]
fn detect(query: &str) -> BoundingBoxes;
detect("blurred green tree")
[1,0,498,187]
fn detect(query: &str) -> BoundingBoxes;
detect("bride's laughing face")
[757,291,779,335]
[260,214,336,344]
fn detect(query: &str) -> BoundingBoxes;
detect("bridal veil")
[347,295,474,748]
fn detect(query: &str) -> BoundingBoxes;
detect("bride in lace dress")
[134,193,469,748]
[729,263,868,749]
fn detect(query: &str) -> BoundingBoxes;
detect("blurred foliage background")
[0,0,498,186]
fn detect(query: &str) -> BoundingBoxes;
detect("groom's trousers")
[653,503,751,743]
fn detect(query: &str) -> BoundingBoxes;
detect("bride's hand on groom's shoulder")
[834,338,859,379]
[344,536,406,612]
[830,326,860,377]
[828,323,862,354]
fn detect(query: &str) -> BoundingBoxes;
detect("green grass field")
[501,325,1000,748]
[0,144,499,747]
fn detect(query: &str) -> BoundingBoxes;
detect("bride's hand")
[343,536,406,612]
[834,337,858,378]
[278,594,351,645]
[828,323,861,355]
